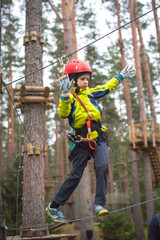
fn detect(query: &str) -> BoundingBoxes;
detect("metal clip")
[58,56,69,67]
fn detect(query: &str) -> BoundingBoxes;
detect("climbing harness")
[70,88,97,150]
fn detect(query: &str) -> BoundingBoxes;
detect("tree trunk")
[0,0,3,225]
[143,149,155,223]
[135,1,157,123]
[6,7,15,169]
[62,0,77,59]
[130,150,145,239]
[152,0,160,53]
[55,84,60,193]
[129,0,154,225]
[115,0,145,238]
[44,114,51,201]
[23,0,45,226]
[74,166,95,240]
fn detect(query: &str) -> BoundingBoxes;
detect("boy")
[46,59,136,222]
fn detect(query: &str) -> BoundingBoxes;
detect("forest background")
[0,0,160,240]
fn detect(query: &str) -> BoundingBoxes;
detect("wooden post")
[143,120,148,147]
[152,120,156,147]
[27,143,34,155]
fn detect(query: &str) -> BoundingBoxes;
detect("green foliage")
[98,213,137,240]
[2,0,24,78]
[2,159,23,235]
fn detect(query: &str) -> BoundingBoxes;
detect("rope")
[4,4,160,87]
[3,82,34,145]
[15,124,22,235]
[6,196,160,232]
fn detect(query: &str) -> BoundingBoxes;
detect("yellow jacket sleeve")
[58,95,71,118]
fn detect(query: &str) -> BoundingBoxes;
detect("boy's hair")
[69,72,91,87]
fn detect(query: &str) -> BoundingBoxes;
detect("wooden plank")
[152,120,156,147]
[15,86,54,92]
[43,144,48,156]
[134,122,142,128]
[35,143,41,155]
[7,233,78,240]
[40,33,45,45]
[27,143,34,155]
[14,96,54,103]
[143,121,148,147]
[134,130,144,136]
[145,122,152,126]
[31,31,37,41]
[155,133,160,138]
[155,124,160,130]
[35,224,42,237]
[23,32,29,44]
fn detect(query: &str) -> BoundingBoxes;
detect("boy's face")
[77,74,90,90]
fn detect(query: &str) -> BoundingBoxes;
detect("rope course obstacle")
[14,85,54,114]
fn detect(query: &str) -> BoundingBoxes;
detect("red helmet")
[65,59,92,75]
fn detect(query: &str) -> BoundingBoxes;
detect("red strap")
[71,89,97,150]
[71,89,93,119]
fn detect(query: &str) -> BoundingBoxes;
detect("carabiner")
[88,139,97,150]
[58,56,69,67]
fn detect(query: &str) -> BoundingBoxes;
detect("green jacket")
[58,74,123,139]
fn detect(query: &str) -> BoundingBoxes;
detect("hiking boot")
[93,204,108,216]
[46,203,66,223]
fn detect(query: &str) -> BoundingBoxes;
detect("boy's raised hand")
[57,74,74,96]
[120,65,136,78]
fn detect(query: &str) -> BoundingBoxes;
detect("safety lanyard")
[71,88,97,150]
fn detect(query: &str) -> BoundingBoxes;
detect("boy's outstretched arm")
[90,65,136,99]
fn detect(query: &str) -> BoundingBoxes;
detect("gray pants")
[54,141,109,206]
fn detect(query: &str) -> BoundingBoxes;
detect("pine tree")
[114,0,145,238]
[23,0,45,226]
[129,0,154,225]
[0,0,3,225]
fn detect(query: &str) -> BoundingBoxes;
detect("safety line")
[3,81,35,146]
[6,196,160,232]
[5,4,160,87]
[16,125,22,235]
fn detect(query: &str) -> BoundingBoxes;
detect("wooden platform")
[7,233,78,240]
[129,120,160,149]
[129,120,160,187]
